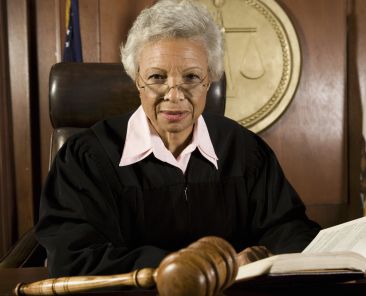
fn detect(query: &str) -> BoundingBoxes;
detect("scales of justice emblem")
[199,0,301,133]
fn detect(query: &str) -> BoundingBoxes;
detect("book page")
[236,217,366,281]
[235,255,278,281]
[303,216,366,257]
[236,251,366,281]
[270,251,366,274]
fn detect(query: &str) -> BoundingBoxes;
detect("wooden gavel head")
[154,236,239,296]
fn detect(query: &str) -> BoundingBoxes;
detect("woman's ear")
[135,77,143,96]
[135,68,143,95]
[206,70,212,90]
[205,78,211,91]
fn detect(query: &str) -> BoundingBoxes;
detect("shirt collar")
[119,106,218,169]
[192,116,218,168]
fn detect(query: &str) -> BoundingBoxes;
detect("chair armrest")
[0,227,46,268]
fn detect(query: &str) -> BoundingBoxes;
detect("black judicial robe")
[35,112,320,277]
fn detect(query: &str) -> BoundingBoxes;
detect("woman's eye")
[184,73,201,83]
[147,74,166,83]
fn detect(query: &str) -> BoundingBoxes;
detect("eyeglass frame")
[136,69,211,97]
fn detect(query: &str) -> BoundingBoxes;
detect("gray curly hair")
[121,0,224,81]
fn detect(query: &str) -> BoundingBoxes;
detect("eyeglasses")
[136,71,210,97]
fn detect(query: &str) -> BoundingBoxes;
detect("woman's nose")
[164,85,185,101]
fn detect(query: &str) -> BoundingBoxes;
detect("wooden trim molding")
[6,0,35,236]
[0,0,16,257]
[347,0,364,219]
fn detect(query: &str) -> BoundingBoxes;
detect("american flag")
[63,0,83,62]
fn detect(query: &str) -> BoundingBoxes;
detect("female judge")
[36,0,320,277]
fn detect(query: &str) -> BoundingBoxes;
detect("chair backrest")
[49,62,226,163]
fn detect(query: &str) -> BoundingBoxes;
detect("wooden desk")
[1,268,365,296]
[0,268,48,296]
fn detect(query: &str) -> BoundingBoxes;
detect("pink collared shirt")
[119,106,218,174]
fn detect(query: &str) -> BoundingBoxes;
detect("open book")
[235,216,366,283]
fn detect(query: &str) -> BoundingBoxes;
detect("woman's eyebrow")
[144,67,165,71]
[182,66,206,72]
[170,66,207,73]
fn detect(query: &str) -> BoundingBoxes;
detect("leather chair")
[0,62,226,268]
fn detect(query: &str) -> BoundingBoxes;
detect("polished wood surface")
[0,0,15,257]
[6,0,35,239]
[265,0,353,227]
[0,268,48,296]
[356,0,366,120]
[0,267,154,296]
[347,0,365,220]
[1,268,366,296]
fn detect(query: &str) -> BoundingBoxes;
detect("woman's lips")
[159,110,189,121]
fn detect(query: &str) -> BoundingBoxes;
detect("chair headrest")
[49,63,226,128]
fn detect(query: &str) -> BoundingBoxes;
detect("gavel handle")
[14,267,156,296]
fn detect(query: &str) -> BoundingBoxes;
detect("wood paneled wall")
[1,0,365,256]
[36,0,155,190]
[265,0,351,226]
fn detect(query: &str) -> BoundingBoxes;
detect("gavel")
[14,236,239,296]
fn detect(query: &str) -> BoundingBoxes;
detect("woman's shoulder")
[202,112,274,165]
[57,112,133,162]
[203,113,263,146]
[91,112,133,142]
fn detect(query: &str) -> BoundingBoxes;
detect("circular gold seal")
[199,0,301,133]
